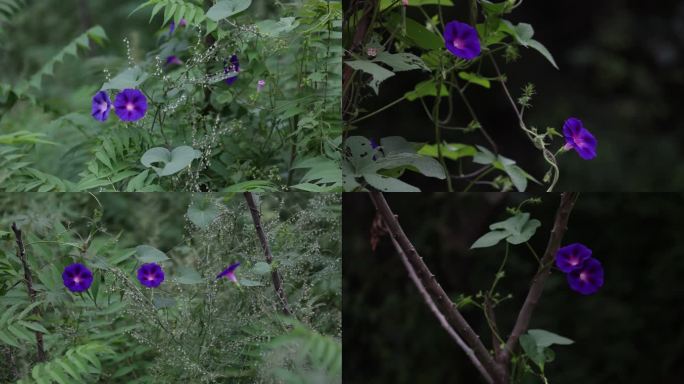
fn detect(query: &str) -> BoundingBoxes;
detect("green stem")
[488,243,509,297]
[463,166,493,192]
[525,241,540,264]
[469,0,478,26]
[349,94,407,125]
[433,69,453,191]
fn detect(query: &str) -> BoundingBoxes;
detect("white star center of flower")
[453,38,464,49]
[147,275,155,281]
[73,276,81,283]
[100,102,108,112]
[579,271,588,282]
[126,103,135,111]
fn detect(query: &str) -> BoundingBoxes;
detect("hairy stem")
[11,223,46,362]
[243,193,292,316]
[488,53,559,191]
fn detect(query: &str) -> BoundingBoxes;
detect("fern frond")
[264,320,342,384]
[15,25,108,94]
[129,0,206,26]
[0,131,57,146]
[0,0,25,27]
[76,127,157,191]
[16,343,114,384]
[0,301,48,349]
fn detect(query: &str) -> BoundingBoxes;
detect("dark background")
[350,0,684,191]
[343,193,684,383]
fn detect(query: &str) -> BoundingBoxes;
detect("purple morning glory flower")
[166,55,182,66]
[369,138,384,160]
[216,262,240,283]
[114,89,147,122]
[169,18,187,34]
[257,79,266,92]
[562,117,597,160]
[567,257,604,295]
[137,263,165,288]
[91,91,112,122]
[62,263,93,292]
[224,54,240,86]
[443,21,481,60]
[555,243,592,273]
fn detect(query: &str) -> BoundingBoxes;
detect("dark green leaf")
[373,52,428,72]
[173,267,203,285]
[135,245,169,263]
[206,0,252,21]
[404,79,449,101]
[458,71,491,88]
[141,146,201,177]
[187,197,220,228]
[251,262,271,275]
[344,59,394,95]
[470,230,509,249]
[528,329,574,347]
[418,143,477,160]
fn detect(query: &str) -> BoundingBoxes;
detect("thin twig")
[453,81,498,153]
[469,0,478,26]
[243,193,292,316]
[11,223,46,362]
[488,53,559,191]
[390,236,494,384]
[368,192,504,383]
[484,296,502,360]
[499,192,579,362]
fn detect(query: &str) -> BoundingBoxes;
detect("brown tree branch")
[368,192,505,383]
[243,193,292,316]
[390,236,494,384]
[499,192,579,363]
[11,223,46,362]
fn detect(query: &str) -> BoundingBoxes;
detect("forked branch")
[369,192,504,383]
[368,192,580,383]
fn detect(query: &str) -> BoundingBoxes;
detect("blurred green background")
[352,0,684,191]
[343,193,684,383]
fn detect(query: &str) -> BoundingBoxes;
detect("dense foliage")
[0,192,341,383]
[0,0,342,192]
[344,0,569,192]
